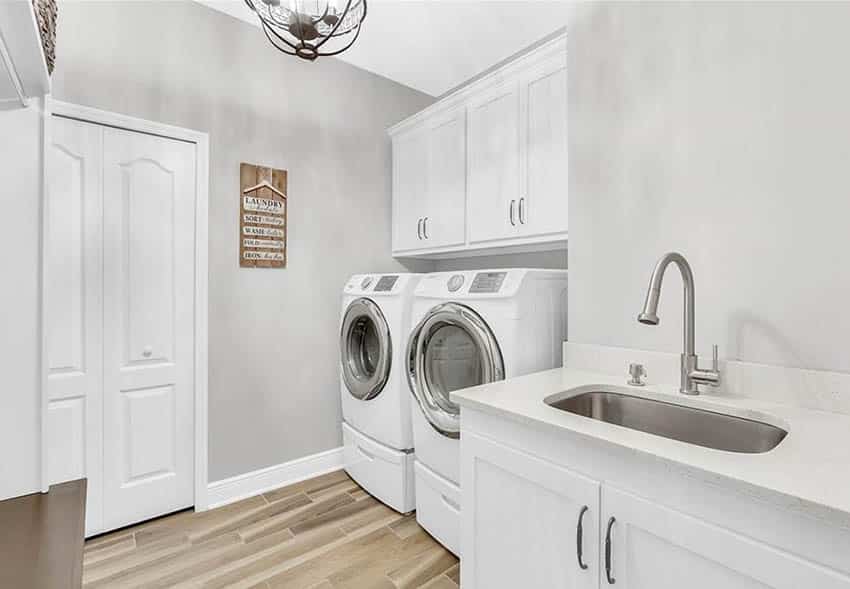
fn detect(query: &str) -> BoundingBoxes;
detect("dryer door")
[341,298,392,401]
[407,302,505,439]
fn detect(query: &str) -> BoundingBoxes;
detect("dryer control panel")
[373,275,399,292]
[469,272,507,293]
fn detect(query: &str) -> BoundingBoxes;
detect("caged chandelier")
[245,0,368,61]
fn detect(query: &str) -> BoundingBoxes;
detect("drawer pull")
[441,494,460,514]
[605,516,616,584]
[356,445,376,461]
[576,505,589,570]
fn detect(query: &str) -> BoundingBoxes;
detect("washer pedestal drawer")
[414,459,460,556]
[342,422,415,514]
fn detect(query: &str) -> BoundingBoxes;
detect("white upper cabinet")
[392,129,428,253]
[425,107,467,249]
[0,0,51,108]
[467,82,521,245]
[520,55,568,239]
[389,33,567,258]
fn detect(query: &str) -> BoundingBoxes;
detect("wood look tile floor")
[83,471,459,588]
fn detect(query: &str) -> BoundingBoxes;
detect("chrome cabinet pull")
[519,197,526,224]
[423,217,429,239]
[509,199,516,226]
[605,516,616,584]
[417,218,423,240]
[576,505,589,570]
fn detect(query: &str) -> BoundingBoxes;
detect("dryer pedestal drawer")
[414,459,461,556]
[342,422,415,514]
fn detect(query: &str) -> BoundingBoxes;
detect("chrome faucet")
[638,252,720,395]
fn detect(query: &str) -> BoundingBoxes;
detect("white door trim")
[41,98,211,511]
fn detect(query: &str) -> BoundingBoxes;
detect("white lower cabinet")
[602,486,850,589]
[461,432,599,589]
[461,416,850,589]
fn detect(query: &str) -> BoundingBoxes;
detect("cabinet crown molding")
[388,32,566,137]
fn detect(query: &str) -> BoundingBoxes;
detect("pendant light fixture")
[244,0,367,61]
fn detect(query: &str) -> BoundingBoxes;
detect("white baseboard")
[205,446,344,511]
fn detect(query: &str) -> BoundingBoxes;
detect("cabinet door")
[461,432,600,589]
[101,127,196,531]
[392,130,428,253]
[424,109,466,249]
[602,486,850,589]
[467,82,521,244]
[520,55,568,238]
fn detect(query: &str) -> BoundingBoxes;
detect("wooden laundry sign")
[239,163,287,268]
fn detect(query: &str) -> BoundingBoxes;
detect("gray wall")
[568,2,850,373]
[53,0,432,480]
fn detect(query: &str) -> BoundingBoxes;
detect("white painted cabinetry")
[461,432,599,589]
[467,82,521,245]
[460,411,850,589]
[390,34,567,258]
[392,107,467,253]
[602,486,850,589]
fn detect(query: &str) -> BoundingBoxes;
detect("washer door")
[407,302,505,439]
[340,298,392,401]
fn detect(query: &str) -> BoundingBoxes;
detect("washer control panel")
[447,274,465,292]
[360,276,374,290]
[469,271,507,293]
[373,275,399,292]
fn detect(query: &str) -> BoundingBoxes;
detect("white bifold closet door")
[47,116,196,535]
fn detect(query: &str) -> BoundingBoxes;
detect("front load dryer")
[340,273,422,513]
[406,269,568,554]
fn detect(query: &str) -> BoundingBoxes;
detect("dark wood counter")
[0,479,87,589]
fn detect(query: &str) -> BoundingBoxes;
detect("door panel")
[121,158,176,366]
[462,432,599,589]
[46,116,104,534]
[603,486,850,589]
[425,109,466,248]
[102,127,195,530]
[392,130,427,252]
[467,83,520,244]
[522,60,568,237]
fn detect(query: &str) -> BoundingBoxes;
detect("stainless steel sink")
[546,389,787,453]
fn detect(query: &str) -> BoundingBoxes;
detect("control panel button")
[360,276,374,290]
[447,274,465,292]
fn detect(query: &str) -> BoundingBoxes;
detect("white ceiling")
[197,1,574,96]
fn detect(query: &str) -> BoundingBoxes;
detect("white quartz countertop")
[451,367,850,525]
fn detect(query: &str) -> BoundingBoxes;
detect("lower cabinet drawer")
[414,460,461,556]
[342,422,415,514]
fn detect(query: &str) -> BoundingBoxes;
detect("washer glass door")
[340,298,392,400]
[407,303,504,438]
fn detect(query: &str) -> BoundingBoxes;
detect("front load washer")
[340,273,422,513]
[406,269,568,554]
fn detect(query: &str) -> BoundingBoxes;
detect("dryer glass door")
[407,302,505,438]
[341,298,392,400]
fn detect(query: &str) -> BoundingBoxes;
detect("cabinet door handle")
[423,217,429,239]
[576,505,589,570]
[519,197,526,224]
[509,200,516,226]
[605,516,616,584]
[417,218,423,240]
